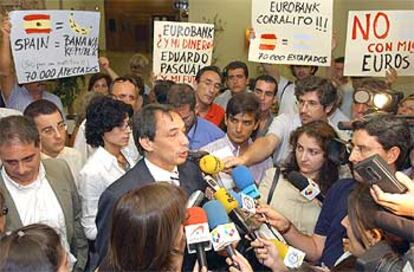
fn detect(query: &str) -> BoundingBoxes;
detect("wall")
[189,0,414,94]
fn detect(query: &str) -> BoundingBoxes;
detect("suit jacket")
[90,158,206,270]
[0,159,89,272]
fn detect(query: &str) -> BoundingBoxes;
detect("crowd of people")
[0,13,413,272]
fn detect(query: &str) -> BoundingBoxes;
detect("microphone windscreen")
[232,165,254,190]
[185,207,208,226]
[214,188,239,213]
[228,190,242,208]
[287,171,309,191]
[203,200,229,229]
[199,155,224,175]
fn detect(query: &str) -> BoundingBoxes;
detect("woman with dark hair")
[259,120,340,235]
[88,73,112,94]
[0,224,69,272]
[338,185,409,270]
[100,182,187,271]
[78,96,135,241]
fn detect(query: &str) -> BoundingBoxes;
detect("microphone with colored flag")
[214,188,258,241]
[287,171,324,202]
[232,165,261,199]
[184,207,212,270]
[202,200,240,261]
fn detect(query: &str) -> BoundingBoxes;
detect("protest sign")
[344,10,414,77]
[10,10,100,84]
[249,0,333,66]
[153,21,214,85]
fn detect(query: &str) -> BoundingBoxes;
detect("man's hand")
[251,238,289,272]
[226,250,253,272]
[385,67,397,87]
[223,156,247,170]
[256,204,291,234]
[1,17,11,38]
[98,56,110,70]
[370,171,414,218]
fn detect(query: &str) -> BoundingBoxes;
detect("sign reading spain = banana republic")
[9,10,100,84]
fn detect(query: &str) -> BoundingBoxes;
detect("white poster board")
[344,10,414,77]
[153,21,214,85]
[249,0,333,66]
[10,10,100,84]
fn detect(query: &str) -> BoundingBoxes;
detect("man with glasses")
[194,65,225,127]
[167,83,225,150]
[226,76,349,168]
[251,75,278,139]
[24,100,84,187]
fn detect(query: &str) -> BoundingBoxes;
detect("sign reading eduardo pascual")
[344,10,414,77]
[10,10,100,84]
[153,21,214,85]
[249,0,333,66]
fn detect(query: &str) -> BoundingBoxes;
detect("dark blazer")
[90,158,206,270]
[0,159,89,272]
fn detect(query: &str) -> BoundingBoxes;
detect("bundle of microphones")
[183,152,327,270]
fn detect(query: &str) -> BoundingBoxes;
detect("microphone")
[214,188,258,240]
[232,165,261,199]
[184,207,212,269]
[188,150,210,163]
[186,190,205,208]
[202,200,241,259]
[199,154,224,175]
[287,171,324,202]
[374,211,414,242]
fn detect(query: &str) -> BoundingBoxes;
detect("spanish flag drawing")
[259,33,277,51]
[23,14,52,34]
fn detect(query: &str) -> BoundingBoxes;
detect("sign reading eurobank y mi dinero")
[10,10,100,84]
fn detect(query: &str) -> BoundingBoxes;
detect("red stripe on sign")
[259,44,276,50]
[23,14,50,21]
[25,28,52,34]
[261,34,276,40]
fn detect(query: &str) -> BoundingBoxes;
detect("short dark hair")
[290,65,318,78]
[85,96,133,148]
[224,61,249,79]
[88,72,112,91]
[132,103,174,155]
[0,224,65,272]
[352,114,412,170]
[0,116,40,147]
[167,84,196,111]
[23,99,63,119]
[110,75,141,97]
[195,65,222,82]
[152,80,175,104]
[253,75,278,96]
[295,76,338,109]
[226,92,260,121]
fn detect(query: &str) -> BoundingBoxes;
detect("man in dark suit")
[92,104,206,269]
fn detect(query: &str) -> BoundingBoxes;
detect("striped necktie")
[170,170,180,186]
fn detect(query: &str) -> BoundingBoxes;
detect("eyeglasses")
[118,120,132,131]
[40,122,67,136]
[1,207,8,216]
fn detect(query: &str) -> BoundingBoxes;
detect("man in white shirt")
[225,76,350,168]
[0,116,88,271]
[214,61,250,109]
[24,99,84,186]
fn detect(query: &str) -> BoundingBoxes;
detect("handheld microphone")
[214,188,258,241]
[188,150,210,163]
[199,155,224,175]
[186,190,205,208]
[202,200,240,259]
[287,171,324,202]
[232,165,261,199]
[184,207,212,269]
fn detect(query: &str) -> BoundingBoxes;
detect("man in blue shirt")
[167,83,225,150]
[257,114,412,268]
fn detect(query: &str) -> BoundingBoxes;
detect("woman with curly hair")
[78,96,135,242]
[99,182,187,272]
[259,120,340,235]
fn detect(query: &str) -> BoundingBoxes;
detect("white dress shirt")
[2,163,75,264]
[41,146,85,188]
[144,158,180,186]
[78,146,135,240]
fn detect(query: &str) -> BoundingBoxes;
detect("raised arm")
[0,18,15,101]
[99,56,119,80]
